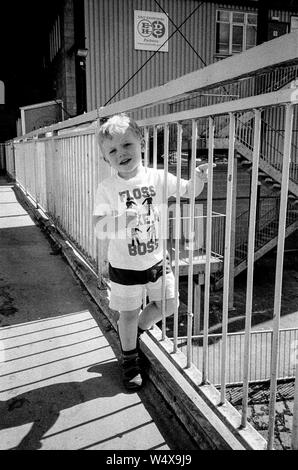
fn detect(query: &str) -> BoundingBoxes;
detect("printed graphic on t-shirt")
[121,186,160,257]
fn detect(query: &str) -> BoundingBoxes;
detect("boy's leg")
[138,269,177,331]
[109,278,144,391]
[118,308,140,351]
[117,308,143,391]
[138,298,176,330]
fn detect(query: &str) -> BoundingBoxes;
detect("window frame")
[215,9,257,57]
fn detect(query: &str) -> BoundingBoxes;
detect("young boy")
[93,114,209,391]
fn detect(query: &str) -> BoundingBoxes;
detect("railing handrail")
[137,88,297,127]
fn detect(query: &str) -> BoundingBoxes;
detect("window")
[216,10,257,56]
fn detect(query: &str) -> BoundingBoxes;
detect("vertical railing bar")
[161,123,169,341]
[66,138,71,235]
[234,336,237,383]
[142,127,149,304]
[65,139,69,235]
[255,332,257,382]
[85,135,90,253]
[219,112,235,394]
[292,362,298,449]
[34,141,39,207]
[59,140,63,230]
[264,333,267,380]
[186,119,197,368]
[202,116,214,383]
[60,140,64,230]
[82,135,86,250]
[73,137,78,241]
[144,126,149,168]
[283,330,287,377]
[89,134,94,258]
[153,126,158,169]
[81,136,85,250]
[94,122,100,274]
[84,136,89,253]
[83,135,88,253]
[241,109,262,424]
[267,103,294,450]
[218,338,221,386]
[71,137,75,240]
[173,122,182,353]
[56,140,63,228]
[79,135,83,248]
[90,134,95,261]
[72,139,79,240]
[261,334,264,380]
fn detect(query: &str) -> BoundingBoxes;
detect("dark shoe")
[121,352,143,391]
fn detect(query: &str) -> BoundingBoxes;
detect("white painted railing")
[12,124,101,271]
[0,143,6,171]
[5,32,298,449]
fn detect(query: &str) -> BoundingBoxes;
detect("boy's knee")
[119,309,140,321]
[155,299,176,317]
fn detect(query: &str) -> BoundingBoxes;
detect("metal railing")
[175,327,298,385]
[5,33,298,449]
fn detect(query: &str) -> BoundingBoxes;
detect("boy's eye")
[123,143,131,147]
[109,149,116,155]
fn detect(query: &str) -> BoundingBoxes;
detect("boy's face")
[101,128,143,179]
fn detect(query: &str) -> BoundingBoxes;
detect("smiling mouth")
[120,158,131,165]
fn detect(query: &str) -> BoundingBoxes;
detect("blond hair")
[98,113,143,148]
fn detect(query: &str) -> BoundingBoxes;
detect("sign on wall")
[134,10,168,52]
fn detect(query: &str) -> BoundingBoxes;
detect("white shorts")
[109,271,176,312]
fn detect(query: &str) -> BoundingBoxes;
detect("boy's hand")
[195,163,216,183]
[125,208,138,227]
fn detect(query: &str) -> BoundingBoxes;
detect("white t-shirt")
[93,166,192,271]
